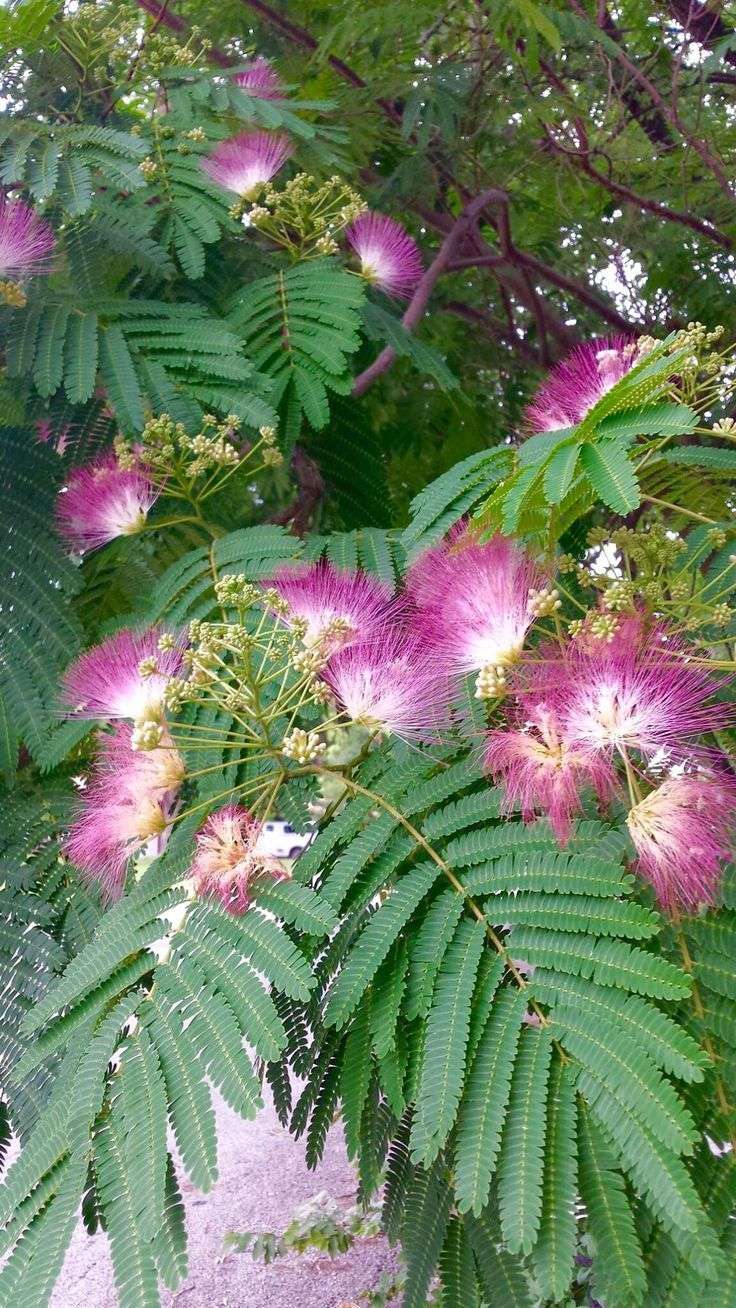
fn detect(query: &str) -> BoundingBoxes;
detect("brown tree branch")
[535,64,732,251]
[572,0,735,202]
[667,0,736,67]
[270,446,325,534]
[597,8,676,149]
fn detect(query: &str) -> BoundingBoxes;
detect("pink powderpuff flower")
[0,196,55,280]
[62,627,183,721]
[323,631,450,738]
[408,533,544,675]
[627,773,736,912]
[97,723,185,800]
[65,725,184,900]
[65,777,170,902]
[201,131,292,197]
[545,623,731,763]
[265,561,396,651]
[525,335,637,432]
[190,805,288,915]
[56,455,158,553]
[485,703,619,843]
[345,212,423,299]
[405,521,469,608]
[232,56,284,99]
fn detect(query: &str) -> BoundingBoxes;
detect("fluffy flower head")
[627,773,736,911]
[525,335,636,432]
[265,561,395,652]
[323,631,449,738]
[549,623,730,761]
[65,741,172,902]
[66,793,168,901]
[0,196,55,280]
[201,131,292,197]
[409,533,544,675]
[485,703,618,842]
[56,455,157,553]
[345,212,422,299]
[98,723,185,799]
[191,805,288,914]
[232,56,284,99]
[62,627,183,721]
[65,722,182,901]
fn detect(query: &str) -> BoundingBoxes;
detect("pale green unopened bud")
[131,720,164,751]
[528,586,561,618]
[475,665,508,700]
[282,728,323,764]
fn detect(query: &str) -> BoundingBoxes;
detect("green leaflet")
[454,987,526,1215]
[578,1106,646,1307]
[580,437,641,514]
[324,862,441,1029]
[229,260,366,430]
[466,1210,533,1308]
[410,916,486,1165]
[530,970,708,1082]
[550,1005,698,1154]
[497,1025,554,1254]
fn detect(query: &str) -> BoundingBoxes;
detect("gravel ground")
[52,1092,397,1308]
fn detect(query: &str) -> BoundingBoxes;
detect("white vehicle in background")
[256,819,314,860]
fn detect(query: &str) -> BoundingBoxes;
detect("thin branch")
[667,0,736,68]
[575,0,735,202]
[535,65,732,252]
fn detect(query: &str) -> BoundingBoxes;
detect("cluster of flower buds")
[281,728,323,764]
[475,665,509,700]
[116,412,247,481]
[140,25,206,74]
[576,522,736,635]
[527,586,561,618]
[236,172,367,259]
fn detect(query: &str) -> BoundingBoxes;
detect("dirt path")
[52,1092,397,1308]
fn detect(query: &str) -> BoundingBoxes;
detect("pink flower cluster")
[63,629,184,900]
[231,56,285,100]
[345,212,422,299]
[60,502,734,915]
[265,558,449,738]
[485,618,734,911]
[265,537,734,913]
[201,130,293,197]
[63,630,290,913]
